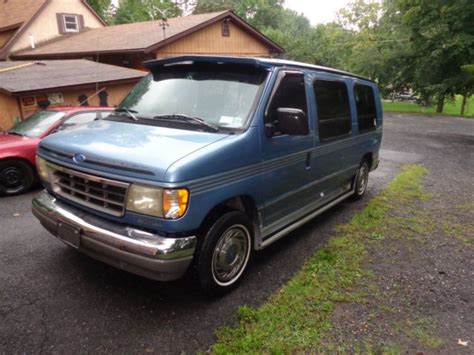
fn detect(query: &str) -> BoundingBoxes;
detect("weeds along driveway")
[0,113,472,353]
[214,114,474,353]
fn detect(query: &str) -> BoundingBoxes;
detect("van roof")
[144,55,375,83]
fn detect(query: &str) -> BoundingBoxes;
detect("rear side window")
[266,72,307,136]
[354,84,376,132]
[313,80,351,141]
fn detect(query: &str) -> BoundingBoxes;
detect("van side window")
[313,80,351,141]
[266,73,307,136]
[354,84,377,132]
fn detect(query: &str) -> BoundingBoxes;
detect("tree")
[113,0,182,24]
[193,0,285,29]
[310,23,353,69]
[260,8,314,62]
[393,0,474,113]
[86,0,111,19]
[459,64,474,115]
[332,0,474,114]
[335,0,406,91]
[337,0,381,30]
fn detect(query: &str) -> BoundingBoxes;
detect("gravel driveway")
[0,113,472,353]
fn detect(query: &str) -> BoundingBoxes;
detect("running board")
[260,190,354,249]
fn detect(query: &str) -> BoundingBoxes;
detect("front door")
[260,70,314,237]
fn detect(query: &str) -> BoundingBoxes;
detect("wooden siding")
[59,83,134,109]
[155,20,272,58]
[0,93,21,131]
[0,29,17,49]
[0,83,135,130]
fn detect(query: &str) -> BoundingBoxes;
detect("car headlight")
[36,155,50,182]
[126,184,189,219]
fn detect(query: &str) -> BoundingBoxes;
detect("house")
[0,0,106,60]
[0,3,284,129]
[11,10,285,69]
[0,60,145,130]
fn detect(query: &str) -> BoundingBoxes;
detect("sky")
[284,0,350,25]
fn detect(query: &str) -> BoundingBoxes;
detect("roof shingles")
[13,11,229,56]
[0,60,146,94]
[13,10,284,58]
[0,0,45,30]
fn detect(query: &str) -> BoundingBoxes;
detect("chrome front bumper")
[32,191,197,281]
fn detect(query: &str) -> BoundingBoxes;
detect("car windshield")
[117,63,268,130]
[8,111,65,138]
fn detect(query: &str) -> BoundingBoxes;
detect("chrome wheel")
[356,162,369,196]
[211,224,251,286]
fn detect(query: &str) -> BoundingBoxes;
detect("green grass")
[383,95,474,117]
[411,318,445,349]
[212,165,428,354]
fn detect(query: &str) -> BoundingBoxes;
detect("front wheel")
[352,159,369,200]
[195,211,253,296]
[0,160,35,196]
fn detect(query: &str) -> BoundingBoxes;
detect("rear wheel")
[0,160,35,196]
[195,211,253,296]
[352,159,369,200]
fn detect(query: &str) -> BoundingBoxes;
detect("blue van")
[32,56,382,294]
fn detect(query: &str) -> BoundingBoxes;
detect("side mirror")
[276,108,309,135]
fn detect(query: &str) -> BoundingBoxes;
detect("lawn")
[212,165,430,353]
[383,95,474,117]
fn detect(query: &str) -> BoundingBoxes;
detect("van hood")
[38,120,229,181]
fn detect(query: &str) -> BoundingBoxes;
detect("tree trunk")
[436,95,445,113]
[460,95,468,116]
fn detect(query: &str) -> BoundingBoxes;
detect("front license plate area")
[57,221,81,249]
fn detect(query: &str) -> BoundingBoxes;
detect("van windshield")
[117,64,268,131]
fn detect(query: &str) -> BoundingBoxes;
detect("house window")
[63,14,79,32]
[222,20,230,37]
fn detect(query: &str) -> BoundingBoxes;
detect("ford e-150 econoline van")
[32,56,382,294]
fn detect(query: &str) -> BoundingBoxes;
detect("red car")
[0,107,113,196]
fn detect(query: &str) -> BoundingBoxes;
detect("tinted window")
[266,73,307,136]
[354,84,376,132]
[313,80,351,141]
[58,112,97,131]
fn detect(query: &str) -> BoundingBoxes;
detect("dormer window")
[222,19,230,37]
[64,14,79,32]
[57,13,84,34]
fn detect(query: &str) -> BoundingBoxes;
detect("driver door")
[260,70,314,237]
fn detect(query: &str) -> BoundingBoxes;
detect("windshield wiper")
[7,131,23,136]
[114,107,139,121]
[153,114,219,133]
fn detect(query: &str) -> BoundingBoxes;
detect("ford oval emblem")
[73,153,86,163]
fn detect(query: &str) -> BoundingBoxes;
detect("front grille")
[49,164,130,217]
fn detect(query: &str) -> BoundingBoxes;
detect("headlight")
[127,184,163,217]
[126,185,189,219]
[36,155,50,182]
